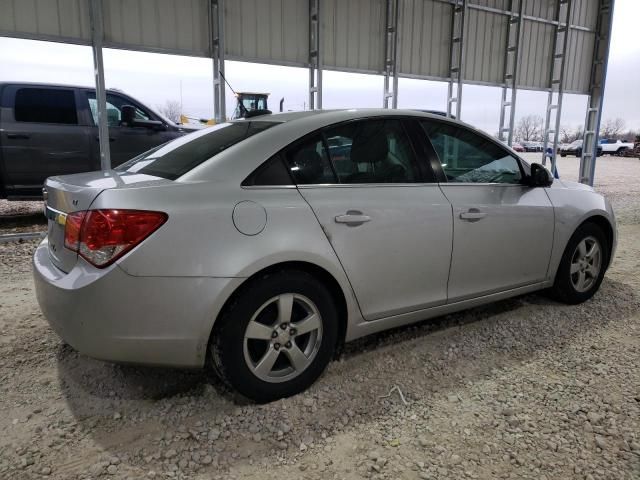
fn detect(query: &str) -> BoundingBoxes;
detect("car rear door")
[287,118,453,321]
[419,119,554,302]
[0,85,92,196]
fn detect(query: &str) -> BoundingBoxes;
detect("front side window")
[87,92,150,127]
[14,88,78,125]
[324,119,418,184]
[115,121,278,180]
[284,135,336,184]
[421,121,522,184]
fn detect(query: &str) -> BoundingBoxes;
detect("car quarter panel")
[93,181,363,340]
[544,181,617,280]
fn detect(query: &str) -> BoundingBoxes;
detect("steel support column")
[88,0,110,170]
[308,0,322,109]
[498,0,523,146]
[447,0,467,119]
[579,0,615,186]
[383,0,399,108]
[542,0,572,173]
[210,0,226,122]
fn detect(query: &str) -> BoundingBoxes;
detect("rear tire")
[209,270,338,403]
[549,223,609,304]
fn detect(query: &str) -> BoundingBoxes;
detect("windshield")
[115,121,278,180]
[570,140,583,146]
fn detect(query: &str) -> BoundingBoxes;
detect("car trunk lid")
[43,171,170,273]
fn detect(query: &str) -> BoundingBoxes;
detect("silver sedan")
[33,110,616,402]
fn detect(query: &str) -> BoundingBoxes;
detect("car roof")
[182,108,509,184]
[231,108,464,127]
[0,81,124,94]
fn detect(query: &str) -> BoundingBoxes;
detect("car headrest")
[350,128,388,165]
[293,145,324,183]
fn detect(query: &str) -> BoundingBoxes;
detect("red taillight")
[64,211,87,251]
[64,209,167,268]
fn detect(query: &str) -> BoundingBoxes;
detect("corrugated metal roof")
[516,19,555,90]
[397,0,451,78]
[322,0,385,72]
[102,0,210,56]
[224,0,309,66]
[463,8,508,85]
[0,0,607,95]
[0,0,91,43]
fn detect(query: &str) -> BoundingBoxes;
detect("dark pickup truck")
[0,82,195,199]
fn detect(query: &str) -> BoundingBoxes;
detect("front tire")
[209,270,338,403]
[549,223,609,304]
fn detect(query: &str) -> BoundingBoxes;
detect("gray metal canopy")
[0,0,615,185]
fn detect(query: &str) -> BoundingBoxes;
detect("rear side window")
[14,88,78,125]
[284,135,336,184]
[242,154,293,186]
[324,119,418,183]
[116,121,278,180]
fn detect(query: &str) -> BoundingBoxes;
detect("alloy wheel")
[243,293,323,383]
[570,235,602,293]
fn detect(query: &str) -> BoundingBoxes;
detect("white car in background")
[600,139,634,156]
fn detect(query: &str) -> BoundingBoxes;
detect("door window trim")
[85,91,156,128]
[418,118,529,185]
[280,116,439,187]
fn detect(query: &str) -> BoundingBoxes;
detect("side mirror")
[120,105,136,126]
[529,163,553,187]
[121,105,165,131]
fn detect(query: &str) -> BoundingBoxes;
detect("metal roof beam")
[383,0,399,109]
[88,0,111,171]
[498,0,523,147]
[210,0,226,123]
[580,0,615,186]
[308,0,322,110]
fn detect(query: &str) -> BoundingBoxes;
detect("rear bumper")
[33,238,239,368]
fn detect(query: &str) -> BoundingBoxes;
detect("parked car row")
[559,140,603,157]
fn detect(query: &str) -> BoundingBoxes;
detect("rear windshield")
[115,121,278,180]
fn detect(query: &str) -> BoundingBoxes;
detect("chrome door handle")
[459,210,487,222]
[335,210,371,226]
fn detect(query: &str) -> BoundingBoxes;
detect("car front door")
[84,91,173,167]
[420,119,555,302]
[287,118,453,321]
[0,85,92,196]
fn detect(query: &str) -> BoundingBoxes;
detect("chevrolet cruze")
[33,110,616,402]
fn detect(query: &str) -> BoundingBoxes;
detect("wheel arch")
[206,260,350,361]
[578,214,615,268]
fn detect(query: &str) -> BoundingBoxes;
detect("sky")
[0,0,638,135]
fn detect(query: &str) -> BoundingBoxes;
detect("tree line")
[509,115,638,144]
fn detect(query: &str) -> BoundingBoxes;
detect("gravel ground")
[0,157,639,480]
[0,200,46,235]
